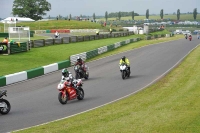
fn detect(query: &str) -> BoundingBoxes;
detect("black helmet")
[62,68,69,77]
[77,56,82,62]
[122,56,126,61]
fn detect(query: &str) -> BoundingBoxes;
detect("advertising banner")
[0,43,8,54]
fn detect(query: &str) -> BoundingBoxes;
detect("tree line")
[11,0,198,21]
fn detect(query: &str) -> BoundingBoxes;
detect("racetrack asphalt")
[0,38,199,133]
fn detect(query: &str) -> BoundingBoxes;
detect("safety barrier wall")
[10,42,28,54]
[0,60,70,87]
[70,37,141,65]
[29,32,134,48]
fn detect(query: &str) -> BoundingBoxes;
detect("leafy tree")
[108,11,139,18]
[160,9,164,19]
[105,11,108,21]
[177,9,180,20]
[93,13,96,21]
[132,11,134,20]
[146,9,149,19]
[12,0,51,20]
[118,11,121,20]
[193,8,197,20]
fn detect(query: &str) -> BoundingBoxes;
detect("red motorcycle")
[57,79,84,104]
[189,35,192,41]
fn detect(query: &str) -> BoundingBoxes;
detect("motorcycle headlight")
[57,84,64,90]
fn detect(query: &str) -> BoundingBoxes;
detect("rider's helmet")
[62,68,69,77]
[77,57,82,63]
[122,56,126,62]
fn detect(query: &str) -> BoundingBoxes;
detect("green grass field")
[13,35,200,133]
[0,20,108,31]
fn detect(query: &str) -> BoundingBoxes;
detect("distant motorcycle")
[54,34,60,38]
[189,35,192,41]
[74,65,89,79]
[57,79,84,104]
[185,34,187,39]
[0,90,11,115]
[119,63,130,80]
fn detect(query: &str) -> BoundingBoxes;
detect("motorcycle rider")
[61,68,75,86]
[184,34,188,39]
[54,31,60,38]
[188,34,192,41]
[75,57,86,72]
[119,56,131,73]
[61,68,80,93]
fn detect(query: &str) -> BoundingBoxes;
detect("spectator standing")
[2,37,8,44]
[197,31,200,39]
[110,28,112,34]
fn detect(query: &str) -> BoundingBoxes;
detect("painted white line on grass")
[13,40,198,133]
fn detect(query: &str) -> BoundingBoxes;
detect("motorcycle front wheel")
[77,88,84,100]
[58,92,68,104]
[122,71,126,80]
[0,99,11,115]
[84,72,89,80]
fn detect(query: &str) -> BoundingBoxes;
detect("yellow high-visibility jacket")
[119,58,130,66]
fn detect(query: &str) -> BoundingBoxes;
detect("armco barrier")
[0,60,70,87]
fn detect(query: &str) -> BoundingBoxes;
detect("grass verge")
[13,36,200,133]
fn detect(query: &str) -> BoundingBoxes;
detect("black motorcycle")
[74,65,89,80]
[0,90,11,115]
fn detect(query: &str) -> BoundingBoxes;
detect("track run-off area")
[0,37,199,133]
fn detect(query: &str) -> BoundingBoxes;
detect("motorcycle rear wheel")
[77,88,84,100]
[58,92,68,104]
[75,72,81,79]
[0,99,11,115]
